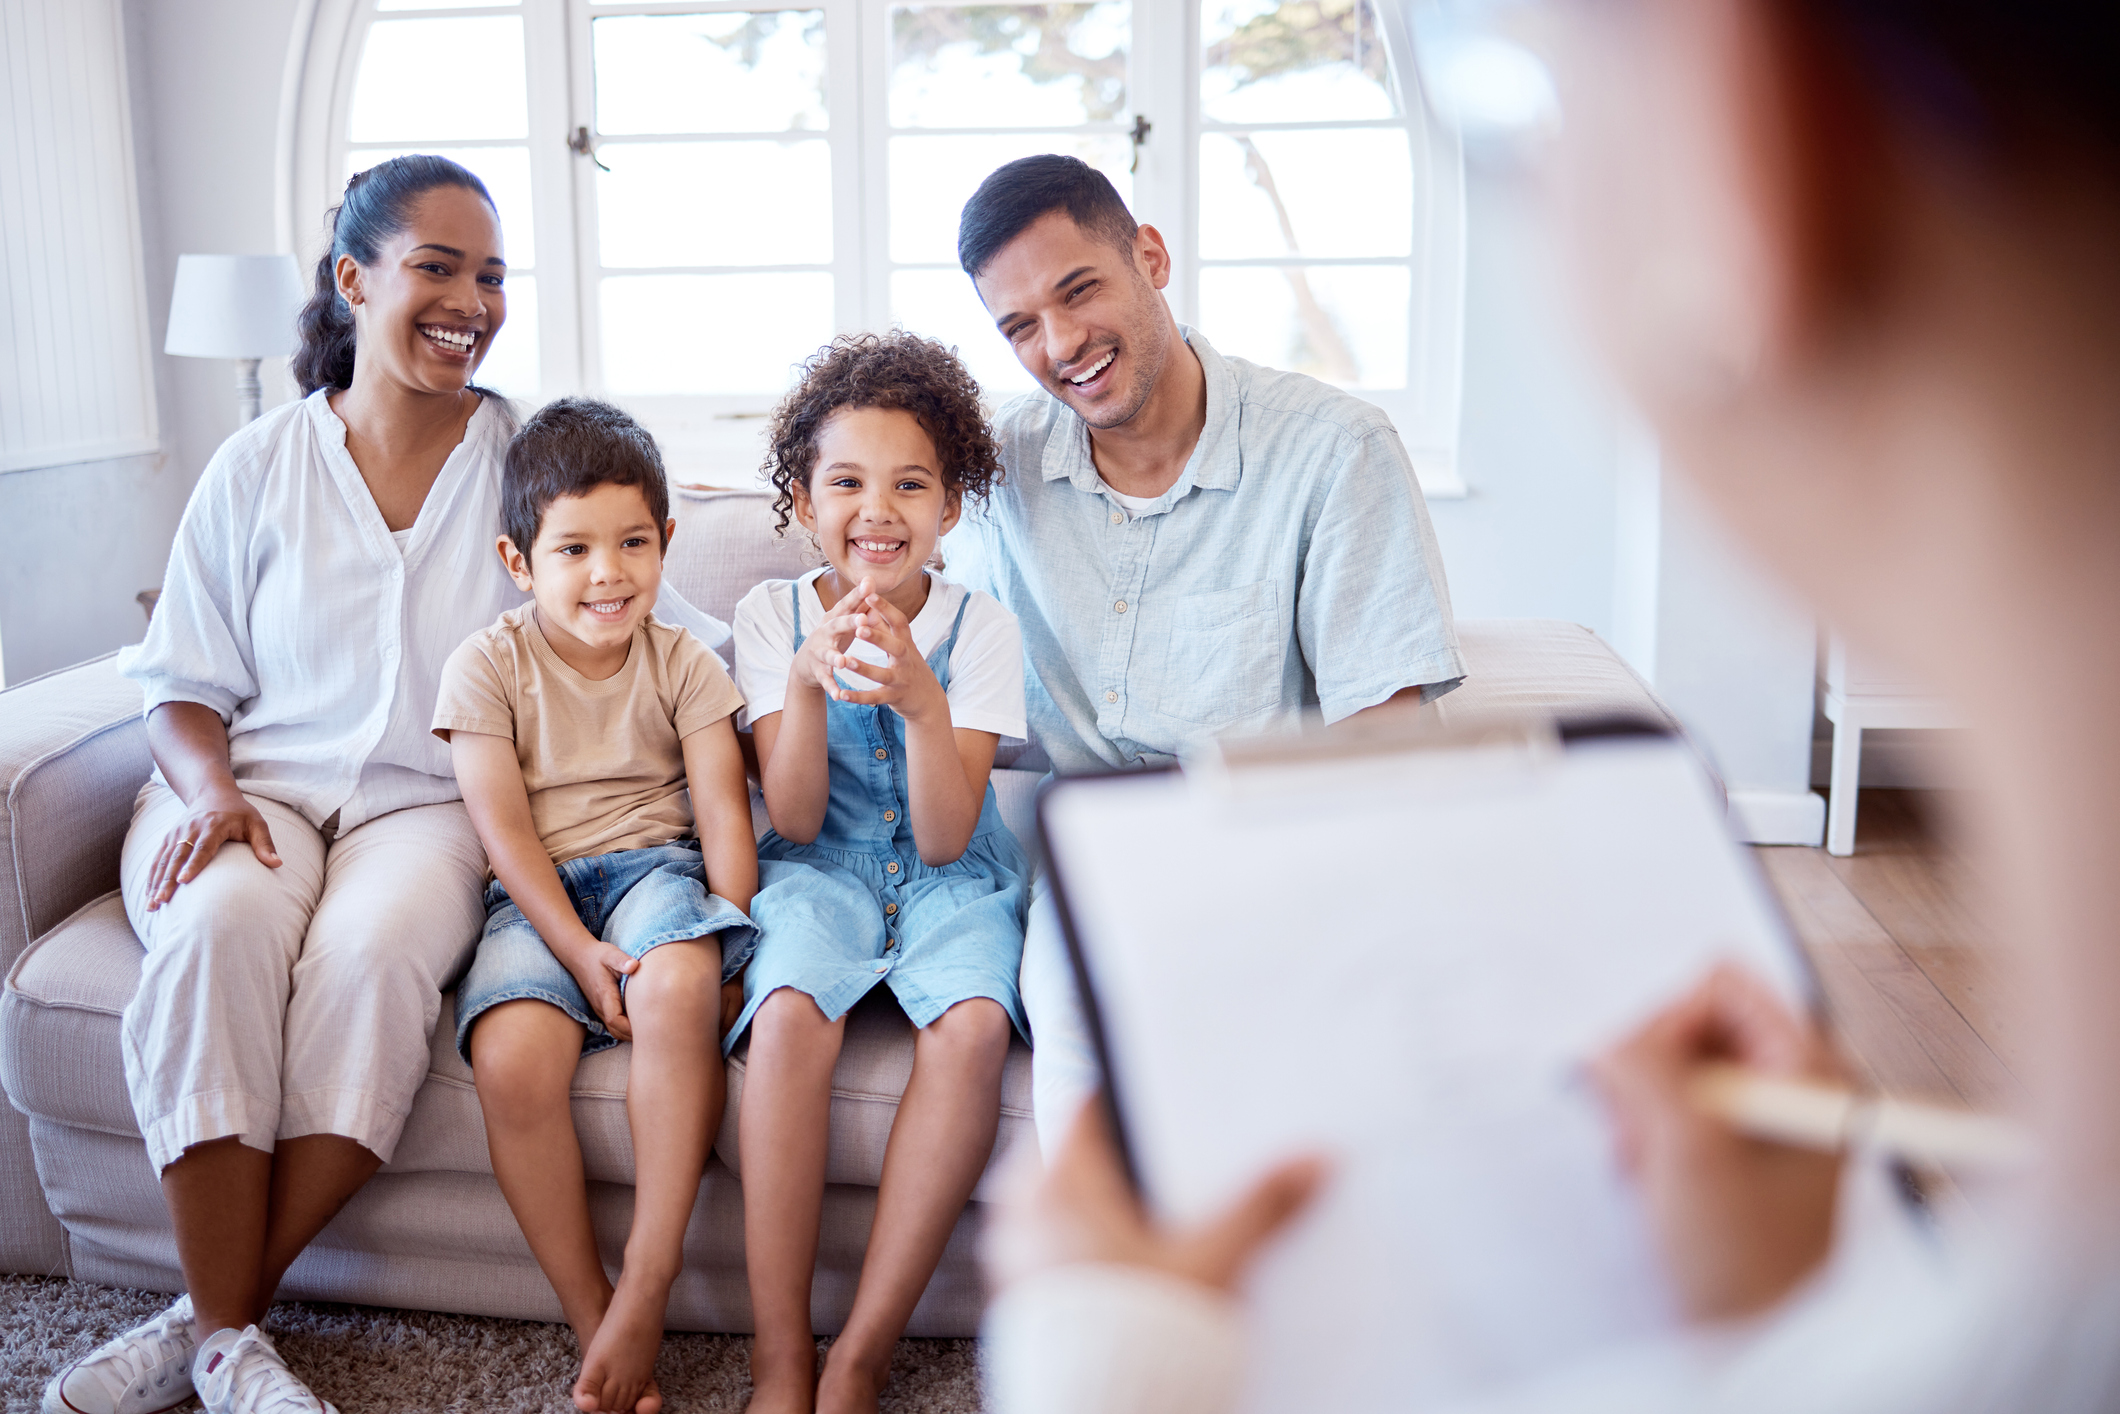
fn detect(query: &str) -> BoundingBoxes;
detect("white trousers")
[119,781,488,1173]
[1021,886,1100,1155]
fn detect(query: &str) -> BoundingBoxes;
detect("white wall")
[0,0,298,685]
[1431,160,1823,844]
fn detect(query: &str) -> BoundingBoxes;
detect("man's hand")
[790,578,873,701]
[830,592,949,723]
[1589,962,1845,1322]
[145,784,283,910]
[555,935,641,1043]
[984,1099,1328,1295]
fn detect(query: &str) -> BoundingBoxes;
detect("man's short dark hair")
[502,397,670,559]
[956,154,1140,279]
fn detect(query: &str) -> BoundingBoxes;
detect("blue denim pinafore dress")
[728,577,1030,1051]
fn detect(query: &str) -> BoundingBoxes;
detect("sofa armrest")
[0,655,150,980]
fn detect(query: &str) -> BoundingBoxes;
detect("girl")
[729,331,1029,1414]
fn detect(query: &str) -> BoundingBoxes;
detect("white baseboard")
[1810,729,1969,791]
[1728,788,1826,846]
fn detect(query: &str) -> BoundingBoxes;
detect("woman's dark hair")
[957,154,1139,279]
[293,155,497,396]
[1814,2,2120,158]
[763,331,1004,536]
[502,398,670,559]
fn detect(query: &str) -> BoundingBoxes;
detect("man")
[948,154,1464,1150]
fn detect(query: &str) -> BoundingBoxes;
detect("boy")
[434,398,756,1414]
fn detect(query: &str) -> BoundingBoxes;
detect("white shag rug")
[0,1276,983,1413]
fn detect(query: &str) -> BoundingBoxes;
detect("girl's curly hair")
[762,331,1004,536]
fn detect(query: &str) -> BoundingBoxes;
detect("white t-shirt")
[1102,482,1163,514]
[732,568,1027,742]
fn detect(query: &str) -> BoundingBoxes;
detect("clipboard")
[1034,712,1819,1411]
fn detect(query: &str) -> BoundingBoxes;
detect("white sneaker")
[190,1331,334,1414]
[192,1325,337,1414]
[41,1294,197,1414]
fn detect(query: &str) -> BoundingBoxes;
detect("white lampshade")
[164,254,306,359]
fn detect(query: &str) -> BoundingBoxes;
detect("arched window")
[286,0,1464,493]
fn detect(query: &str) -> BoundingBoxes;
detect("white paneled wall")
[0,0,158,474]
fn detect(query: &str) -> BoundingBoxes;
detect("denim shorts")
[453,840,757,1063]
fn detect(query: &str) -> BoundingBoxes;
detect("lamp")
[164,254,306,423]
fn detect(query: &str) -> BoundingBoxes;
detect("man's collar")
[1043,326,1242,497]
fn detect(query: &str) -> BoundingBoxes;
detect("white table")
[1821,635,1958,856]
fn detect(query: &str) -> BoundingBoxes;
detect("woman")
[41,156,725,1414]
[982,2,2120,1411]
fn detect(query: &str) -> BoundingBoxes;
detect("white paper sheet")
[1039,734,1808,1412]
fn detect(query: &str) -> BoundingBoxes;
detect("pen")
[1691,1064,2034,1170]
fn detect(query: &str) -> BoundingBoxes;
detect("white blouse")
[118,389,729,835]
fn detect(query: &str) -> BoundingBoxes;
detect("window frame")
[284,0,1465,493]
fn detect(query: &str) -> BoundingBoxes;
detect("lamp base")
[235,357,262,423]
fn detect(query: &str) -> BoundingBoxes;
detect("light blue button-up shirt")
[947,328,1464,775]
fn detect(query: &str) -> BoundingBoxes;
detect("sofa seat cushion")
[4,894,1034,1201]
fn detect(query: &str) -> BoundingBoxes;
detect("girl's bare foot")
[744,1335,820,1414]
[574,1272,668,1414]
[815,1342,888,1414]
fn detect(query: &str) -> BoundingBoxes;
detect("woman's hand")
[790,578,874,702]
[554,935,640,1043]
[145,784,283,911]
[985,1099,1328,1296]
[831,592,949,724]
[1588,962,1845,1322]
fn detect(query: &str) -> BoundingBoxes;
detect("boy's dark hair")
[763,331,1003,537]
[956,154,1139,279]
[503,398,670,559]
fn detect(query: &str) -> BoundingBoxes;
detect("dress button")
[885,902,898,915]
[874,748,889,760]
[875,963,889,974]
[883,809,896,822]
[1109,511,1123,525]
[1105,690,1118,703]
[1114,600,1127,614]
[886,861,900,874]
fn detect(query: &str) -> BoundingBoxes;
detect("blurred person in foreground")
[978,1,2120,1410]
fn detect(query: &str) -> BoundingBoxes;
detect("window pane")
[346,146,536,270]
[594,12,826,136]
[348,17,527,143]
[1198,264,1407,388]
[376,0,511,8]
[600,273,834,396]
[1199,129,1409,260]
[1201,0,1398,124]
[890,134,1129,264]
[889,3,1129,128]
[474,274,538,401]
[891,269,1036,397]
[596,141,831,269]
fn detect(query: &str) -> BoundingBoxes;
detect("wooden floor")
[1751,789,2022,1113]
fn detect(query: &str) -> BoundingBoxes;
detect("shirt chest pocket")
[1148,580,1284,726]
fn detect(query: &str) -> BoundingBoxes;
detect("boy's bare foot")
[743,1336,820,1414]
[815,1344,887,1414]
[574,1272,668,1414]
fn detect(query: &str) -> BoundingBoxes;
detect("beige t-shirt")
[433,604,745,866]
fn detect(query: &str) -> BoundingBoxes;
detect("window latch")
[1129,113,1152,174]
[568,125,610,173]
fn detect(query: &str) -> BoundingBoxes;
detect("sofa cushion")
[666,488,815,632]
[4,892,1035,1201]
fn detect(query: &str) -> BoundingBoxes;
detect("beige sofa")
[0,487,1677,1336]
